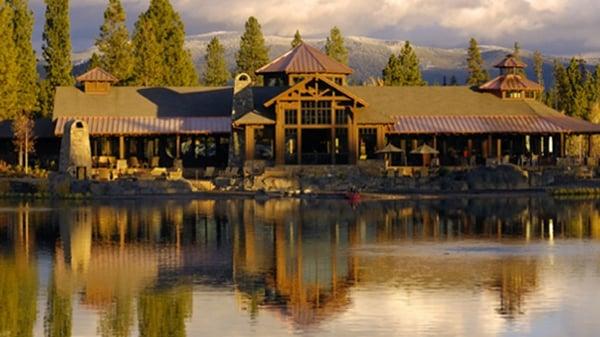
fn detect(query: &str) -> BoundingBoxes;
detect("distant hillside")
[70,31,599,86]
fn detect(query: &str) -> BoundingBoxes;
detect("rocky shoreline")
[0,164,599,200]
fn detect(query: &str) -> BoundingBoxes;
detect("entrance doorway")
[301,129,332,164]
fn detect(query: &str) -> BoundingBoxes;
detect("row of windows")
[284,105,350,125]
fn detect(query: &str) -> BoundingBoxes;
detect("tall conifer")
[96,0,133,84]
[0,2,18,119]
[533,50,544,90]
[41,0,73,117]
[9,0,38,115]
[325,26,348,65]
[291,30,302,48]
[202,37,230,86]
[466,38,488,86]
[132,16,162,86]
[236,16,269,81]
[398,41,425,86]
[382,54,401,86]
[132,0,197,86]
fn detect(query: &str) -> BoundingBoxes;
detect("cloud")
[29,0,600,54]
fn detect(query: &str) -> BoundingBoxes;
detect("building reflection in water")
[1,197,600,336]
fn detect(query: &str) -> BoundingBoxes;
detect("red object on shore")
[346,191,361,205]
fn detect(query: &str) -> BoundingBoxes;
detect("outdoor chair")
[204,167,215,179]
[128,157,140,168]
[150,156,160,168]
[229,167,240,177]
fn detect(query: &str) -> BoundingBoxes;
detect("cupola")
[75,67,119,94]
[479,54,543,100]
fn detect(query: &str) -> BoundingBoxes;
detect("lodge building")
[6,42,600,171]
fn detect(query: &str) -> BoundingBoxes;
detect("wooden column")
[376,126,385,150]
[560,133,566,157]
[467,139,473,155]
[588,134,593,157]
[245,126,255,161]
[496,138,502,159]
[349,121,358,165]
[275,106,285,165]
[119,136,125,160]
[176,135,181,159]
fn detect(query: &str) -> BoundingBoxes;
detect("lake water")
[1,196,600,337]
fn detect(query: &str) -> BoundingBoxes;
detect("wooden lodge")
[3,44,600,173]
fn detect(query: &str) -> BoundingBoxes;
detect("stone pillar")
[176,135,181,159]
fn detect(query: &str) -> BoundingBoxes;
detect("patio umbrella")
[377,143,404,168]
[376,143,404,154]
[411,144,439,167]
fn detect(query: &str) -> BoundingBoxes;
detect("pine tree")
[202,37,230,86]
[533,50,544,88]
[466,38,488,86]
[291,30,302,48]
[382,54,401,86]
[88,52,101,71]
[398,41,425,86]
[450,75,458,86]
[132,0,197,86]
[41,0,74,117]
[8,0,38,116]
[0,2,18,120]
[236,16,269,82]
[325,26,348,65]
[132,16,162,86]
[96,0,133,84]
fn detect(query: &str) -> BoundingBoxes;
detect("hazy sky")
[28,0,600,55]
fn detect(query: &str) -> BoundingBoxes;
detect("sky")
[29,0,600,55]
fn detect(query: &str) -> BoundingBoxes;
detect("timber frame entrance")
[264,75,368,165]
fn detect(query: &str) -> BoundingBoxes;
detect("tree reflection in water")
[0,197,599,336]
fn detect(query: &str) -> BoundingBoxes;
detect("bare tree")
[12,114,35,174]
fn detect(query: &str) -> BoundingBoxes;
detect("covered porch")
[55,116,232,171]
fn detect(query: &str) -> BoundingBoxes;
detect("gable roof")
[54,86,233,118]
[233,112,275,126]
[76,67,119,83]
[263,75,367,107]
[256,43,353,75]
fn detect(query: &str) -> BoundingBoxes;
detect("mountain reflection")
[0,197,600,336]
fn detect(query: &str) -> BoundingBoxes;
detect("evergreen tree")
[236,16,269,82]
[132,0,197,86]
[88,52,101,71]
[325,26,348,65]
[450,75,458,86]
[96,0,133,84]
[202,37,230,86]
[533,50,544,88]
[291,30,302,48]
[466,38,488,86]
[442,75,447,86]
[382,54,401,86]
[0,2,18,120]
[131,16,162,86]
[9,0,38,116]
[398,41,425,86]
[41,0,73,117]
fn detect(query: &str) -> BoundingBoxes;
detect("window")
[301,101,332,124]
[335,109,349,124]
[285,109,297,125]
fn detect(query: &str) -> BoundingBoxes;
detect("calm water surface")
[1,196,600,337]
